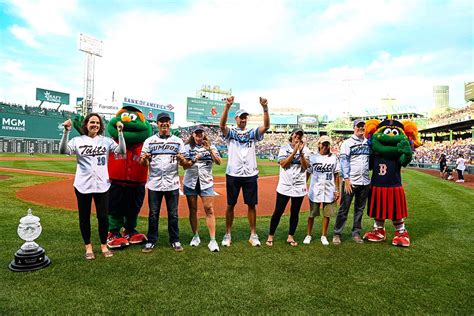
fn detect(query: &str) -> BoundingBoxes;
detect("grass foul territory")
[0,159,472,314]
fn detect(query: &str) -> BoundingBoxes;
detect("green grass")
[0,163,473,313]
[0,155,279,177]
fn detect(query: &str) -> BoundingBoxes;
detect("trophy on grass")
[9,208,51,272]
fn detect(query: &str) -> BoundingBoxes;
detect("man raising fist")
[219,96,270,247]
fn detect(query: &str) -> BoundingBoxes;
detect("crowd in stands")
[429,104,473,126]
[0,101,75,118]
[413,139,473,165]
[179,125,344,158]
[179,125,472,169]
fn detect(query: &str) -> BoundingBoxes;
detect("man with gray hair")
[333,119,371,244]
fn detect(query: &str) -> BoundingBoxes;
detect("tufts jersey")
[67,135,119,194]
[308,153,341,203]
[224,127,263,177]
[183,144,220,190]
[141,134,185,191]
[276,143,311,197]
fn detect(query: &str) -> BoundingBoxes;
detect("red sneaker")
[392,230,410,247]
[107,232,129,248]
[123,230,147,244]
[129,233,147,244]
[363,227,386,242]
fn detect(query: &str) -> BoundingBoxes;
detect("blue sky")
[0,0,472,124]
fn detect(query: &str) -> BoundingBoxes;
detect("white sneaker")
[320,235,329,246]
[221,234,231,247]
[248,234,261,247]
[303,235,312,245]
[208,240,220,252]
[190,235,201,247]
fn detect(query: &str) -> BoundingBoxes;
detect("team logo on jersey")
[79,145,107,156]
[378,163,387,176]
[350,144,370,155]
[149,142,180,155]
[189,147,212,161]
[313,162,334,173]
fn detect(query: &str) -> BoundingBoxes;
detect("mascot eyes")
[121,113,138,121]
[383,128,399,136]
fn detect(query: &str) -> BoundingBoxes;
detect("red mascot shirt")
[108,143,148,185]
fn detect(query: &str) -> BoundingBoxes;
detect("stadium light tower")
[78,33,103,116]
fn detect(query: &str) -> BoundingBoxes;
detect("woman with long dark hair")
[182,126,222,252]
[59,113,125,260]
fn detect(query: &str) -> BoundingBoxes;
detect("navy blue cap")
[192,126,204,133]
[156,112,171,122]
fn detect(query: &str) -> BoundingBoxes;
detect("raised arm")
[59,119,72,155]
[258,97,270,136]
[114,121,126,154]
[219,96,233,137]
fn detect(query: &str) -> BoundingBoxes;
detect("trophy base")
[9,246,51,272]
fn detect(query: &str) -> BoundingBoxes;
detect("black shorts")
[226,174,258,206]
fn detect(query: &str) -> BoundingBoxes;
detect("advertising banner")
[36,88,70,105]
[187,97,240,124]
[122,97,175,123]
[0,112,79,140]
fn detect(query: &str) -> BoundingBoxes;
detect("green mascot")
[106,106,153,248]
[362,118,421,247]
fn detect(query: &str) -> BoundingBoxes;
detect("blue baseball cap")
[156,112,171,122]
[192,126,204,133]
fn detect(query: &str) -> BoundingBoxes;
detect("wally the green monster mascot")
[362,119,421,247]
[106,106,153,248]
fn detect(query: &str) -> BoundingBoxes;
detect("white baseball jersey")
[276,143,311,197]
[66,135,119,194]
[224,127,263,177]
[456,157,466,171]
[183,144,220,190]
[308,153,341,203]
[339,135,370,185]
[141,134,185,191]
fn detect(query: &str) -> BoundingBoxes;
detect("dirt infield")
[12,168,308,218]
[5,166,471,218]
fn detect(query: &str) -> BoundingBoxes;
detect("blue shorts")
[226,174,258,206]
[183,180,215,197]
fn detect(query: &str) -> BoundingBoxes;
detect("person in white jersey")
[140,112,187,253]
[455,153,467,183]
[219,96,270,247]
[265,128,310,247]
[181,126,222,252]
[333,119,371,245]
[303,136,341,246]
[59,113,126,260]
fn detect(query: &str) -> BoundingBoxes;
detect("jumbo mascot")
[106,106,152,248]
[362,118,421,247]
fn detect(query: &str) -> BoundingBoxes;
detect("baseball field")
[0,154,472,314]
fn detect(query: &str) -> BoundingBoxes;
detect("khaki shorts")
[309,201,338,218]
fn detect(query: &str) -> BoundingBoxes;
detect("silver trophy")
[9,209,51,272]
